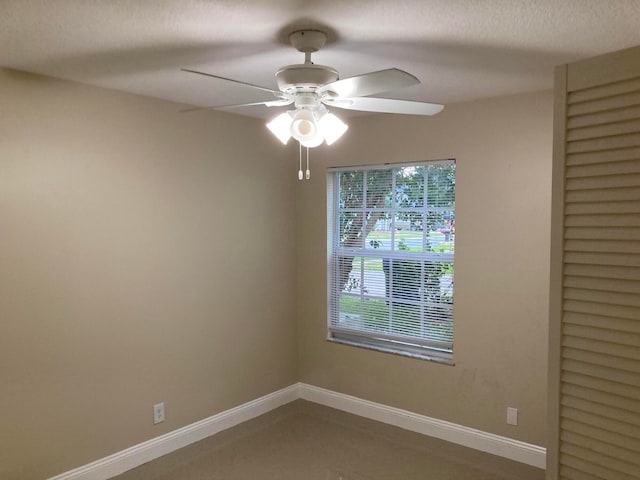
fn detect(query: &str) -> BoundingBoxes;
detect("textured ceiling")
[2,0,640,118]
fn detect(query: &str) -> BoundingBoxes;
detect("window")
[327,160,455,363]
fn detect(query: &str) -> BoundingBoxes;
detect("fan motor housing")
[276,64,338,93]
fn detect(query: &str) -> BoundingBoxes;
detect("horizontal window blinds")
[327,161,455,362]
[559,71,640,479]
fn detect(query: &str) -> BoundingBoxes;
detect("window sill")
[327,336,454,366]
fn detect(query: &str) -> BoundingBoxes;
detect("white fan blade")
[180,98,293,113]
[318,68,419,98]
[181,68,284,97]
[324,97,444,116]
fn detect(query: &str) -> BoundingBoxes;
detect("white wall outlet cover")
[153,402,165,424]
[507,407,518,426]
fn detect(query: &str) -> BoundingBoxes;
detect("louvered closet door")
[549,46,640,480]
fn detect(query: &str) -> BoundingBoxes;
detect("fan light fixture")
[266,107,348,180]
[266,108,348,147]
[183,29,444,181]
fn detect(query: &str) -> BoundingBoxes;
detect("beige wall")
[296,90,553,447]
[0,69,297,479]
[0,68,552,478]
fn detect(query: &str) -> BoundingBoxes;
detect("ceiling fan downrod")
[276,30,338,95]
[289,30,327,64]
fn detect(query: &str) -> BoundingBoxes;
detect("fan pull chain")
[297,143,311,180]
[298,142,303,180]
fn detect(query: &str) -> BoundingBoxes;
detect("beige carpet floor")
[112,400,545,480]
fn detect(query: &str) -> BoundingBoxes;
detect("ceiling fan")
[182,30,444,179]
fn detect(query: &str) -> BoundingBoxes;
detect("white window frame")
[327,160,455,364]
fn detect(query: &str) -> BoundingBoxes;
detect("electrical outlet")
[153,402,165,424]
[507,407,518,426]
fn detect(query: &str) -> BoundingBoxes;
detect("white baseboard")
[298,383,546,469]
[49,382,545,479]
[48,384,299,480]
